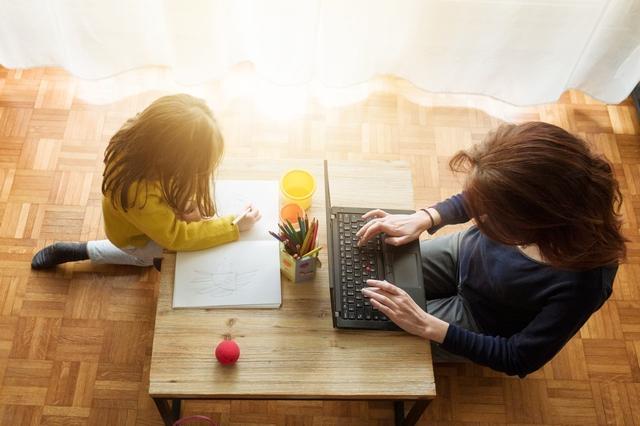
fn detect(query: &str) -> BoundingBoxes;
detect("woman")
[356,122,626,377]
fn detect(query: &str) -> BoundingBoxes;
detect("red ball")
[215,340,240,365]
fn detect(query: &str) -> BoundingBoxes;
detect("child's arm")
[124,192,239,251]
[174,200,202,223]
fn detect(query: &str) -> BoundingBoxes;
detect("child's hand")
[236,204,262,232]
[176,201,202,223]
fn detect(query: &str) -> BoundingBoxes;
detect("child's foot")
[31,242,89,270]
[153,258,162,271]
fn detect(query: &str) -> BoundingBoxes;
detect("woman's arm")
[356,193,468,246]
[365,278,608,377]
[361,279,450,341]
[427,193,469,233]
[438,282,608,377]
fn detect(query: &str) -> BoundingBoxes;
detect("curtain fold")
[1,0,639,105]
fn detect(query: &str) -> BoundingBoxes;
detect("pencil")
[300,220,313,254]
[298,215,306,238]
[232,207,252,225]
[281,233,295,255]
[285,220,300,244]
[310,219,318,251]
[301,246,322,259]
[269,231,283,242]
[278,223,290,238]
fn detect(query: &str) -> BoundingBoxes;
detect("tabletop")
[148,158,436,400]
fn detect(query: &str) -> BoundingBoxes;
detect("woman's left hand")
[362,279,449,343]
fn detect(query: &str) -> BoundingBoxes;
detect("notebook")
[173,180,281,309]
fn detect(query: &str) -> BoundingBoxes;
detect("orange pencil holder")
[279,244,321,283]
[280,203,305,224]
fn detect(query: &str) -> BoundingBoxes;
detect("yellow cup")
[280,169,316,210]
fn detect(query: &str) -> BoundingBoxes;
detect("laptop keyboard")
[337,213,390,322]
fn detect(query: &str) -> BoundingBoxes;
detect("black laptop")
[324,160,426,330]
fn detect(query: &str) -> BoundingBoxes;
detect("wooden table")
[149,159,436,425]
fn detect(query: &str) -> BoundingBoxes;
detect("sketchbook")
[173,180,281,309]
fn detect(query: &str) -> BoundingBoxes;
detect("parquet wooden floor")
[1,65,640,425]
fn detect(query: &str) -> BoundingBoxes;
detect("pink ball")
[215,340,240,365]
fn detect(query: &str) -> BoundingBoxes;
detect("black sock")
[31,242,89,270]
[153,258,162,271]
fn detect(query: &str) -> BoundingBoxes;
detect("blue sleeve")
[427,193,470,234]
[439,281,610,377]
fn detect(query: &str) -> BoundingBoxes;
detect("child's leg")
[32,240,163,269]
[87,240,163,267]
[31,242,89,269]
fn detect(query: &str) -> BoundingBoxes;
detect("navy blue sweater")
[430,194,616,377]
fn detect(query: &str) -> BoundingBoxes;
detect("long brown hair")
[450,122,627,270]
[102,94,223,217]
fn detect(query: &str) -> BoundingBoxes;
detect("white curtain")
[1,0,639,105]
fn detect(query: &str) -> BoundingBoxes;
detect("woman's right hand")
[236,205,262,232]
[356,209,434,246]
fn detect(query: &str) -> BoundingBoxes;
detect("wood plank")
[0,64,639,424]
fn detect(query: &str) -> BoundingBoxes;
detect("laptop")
[324,160,426,330]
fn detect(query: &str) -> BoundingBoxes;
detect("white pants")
[87,240,163,267]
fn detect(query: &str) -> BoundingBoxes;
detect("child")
[31,94,260,269]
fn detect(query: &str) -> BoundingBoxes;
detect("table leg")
[172,399,182,420]
[394,401,405,424]
[394,399,432,426]
[153,397,181,426]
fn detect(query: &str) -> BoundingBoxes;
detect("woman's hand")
[356,209,433,247]
[362,279,449,343]
[236,204,262,232]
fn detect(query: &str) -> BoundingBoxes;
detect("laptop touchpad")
[392,251,421,289]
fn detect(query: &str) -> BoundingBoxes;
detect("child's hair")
[449,121,627,270]
[102,94,223,217]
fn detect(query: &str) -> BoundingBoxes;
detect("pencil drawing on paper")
[188,267,258,298]
[215,192,248,216]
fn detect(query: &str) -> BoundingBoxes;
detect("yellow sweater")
[102,181,239,251]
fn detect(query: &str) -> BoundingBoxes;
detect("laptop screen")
[324,159,332,221]
[323,160,337,321]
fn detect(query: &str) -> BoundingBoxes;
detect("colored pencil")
[302,246,322,259]
[300,219,312,254]
[284,219,298,243]
[309,218,318,251]
[282,221,298,244]
[270,214,321,258]
[298,215,306,238]
[232,207,252,225]
[269,231,283,242]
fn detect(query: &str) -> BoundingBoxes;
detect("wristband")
[420,208,435,229]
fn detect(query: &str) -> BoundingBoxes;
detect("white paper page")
[214,180,279,242]
[173,240,281,308]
